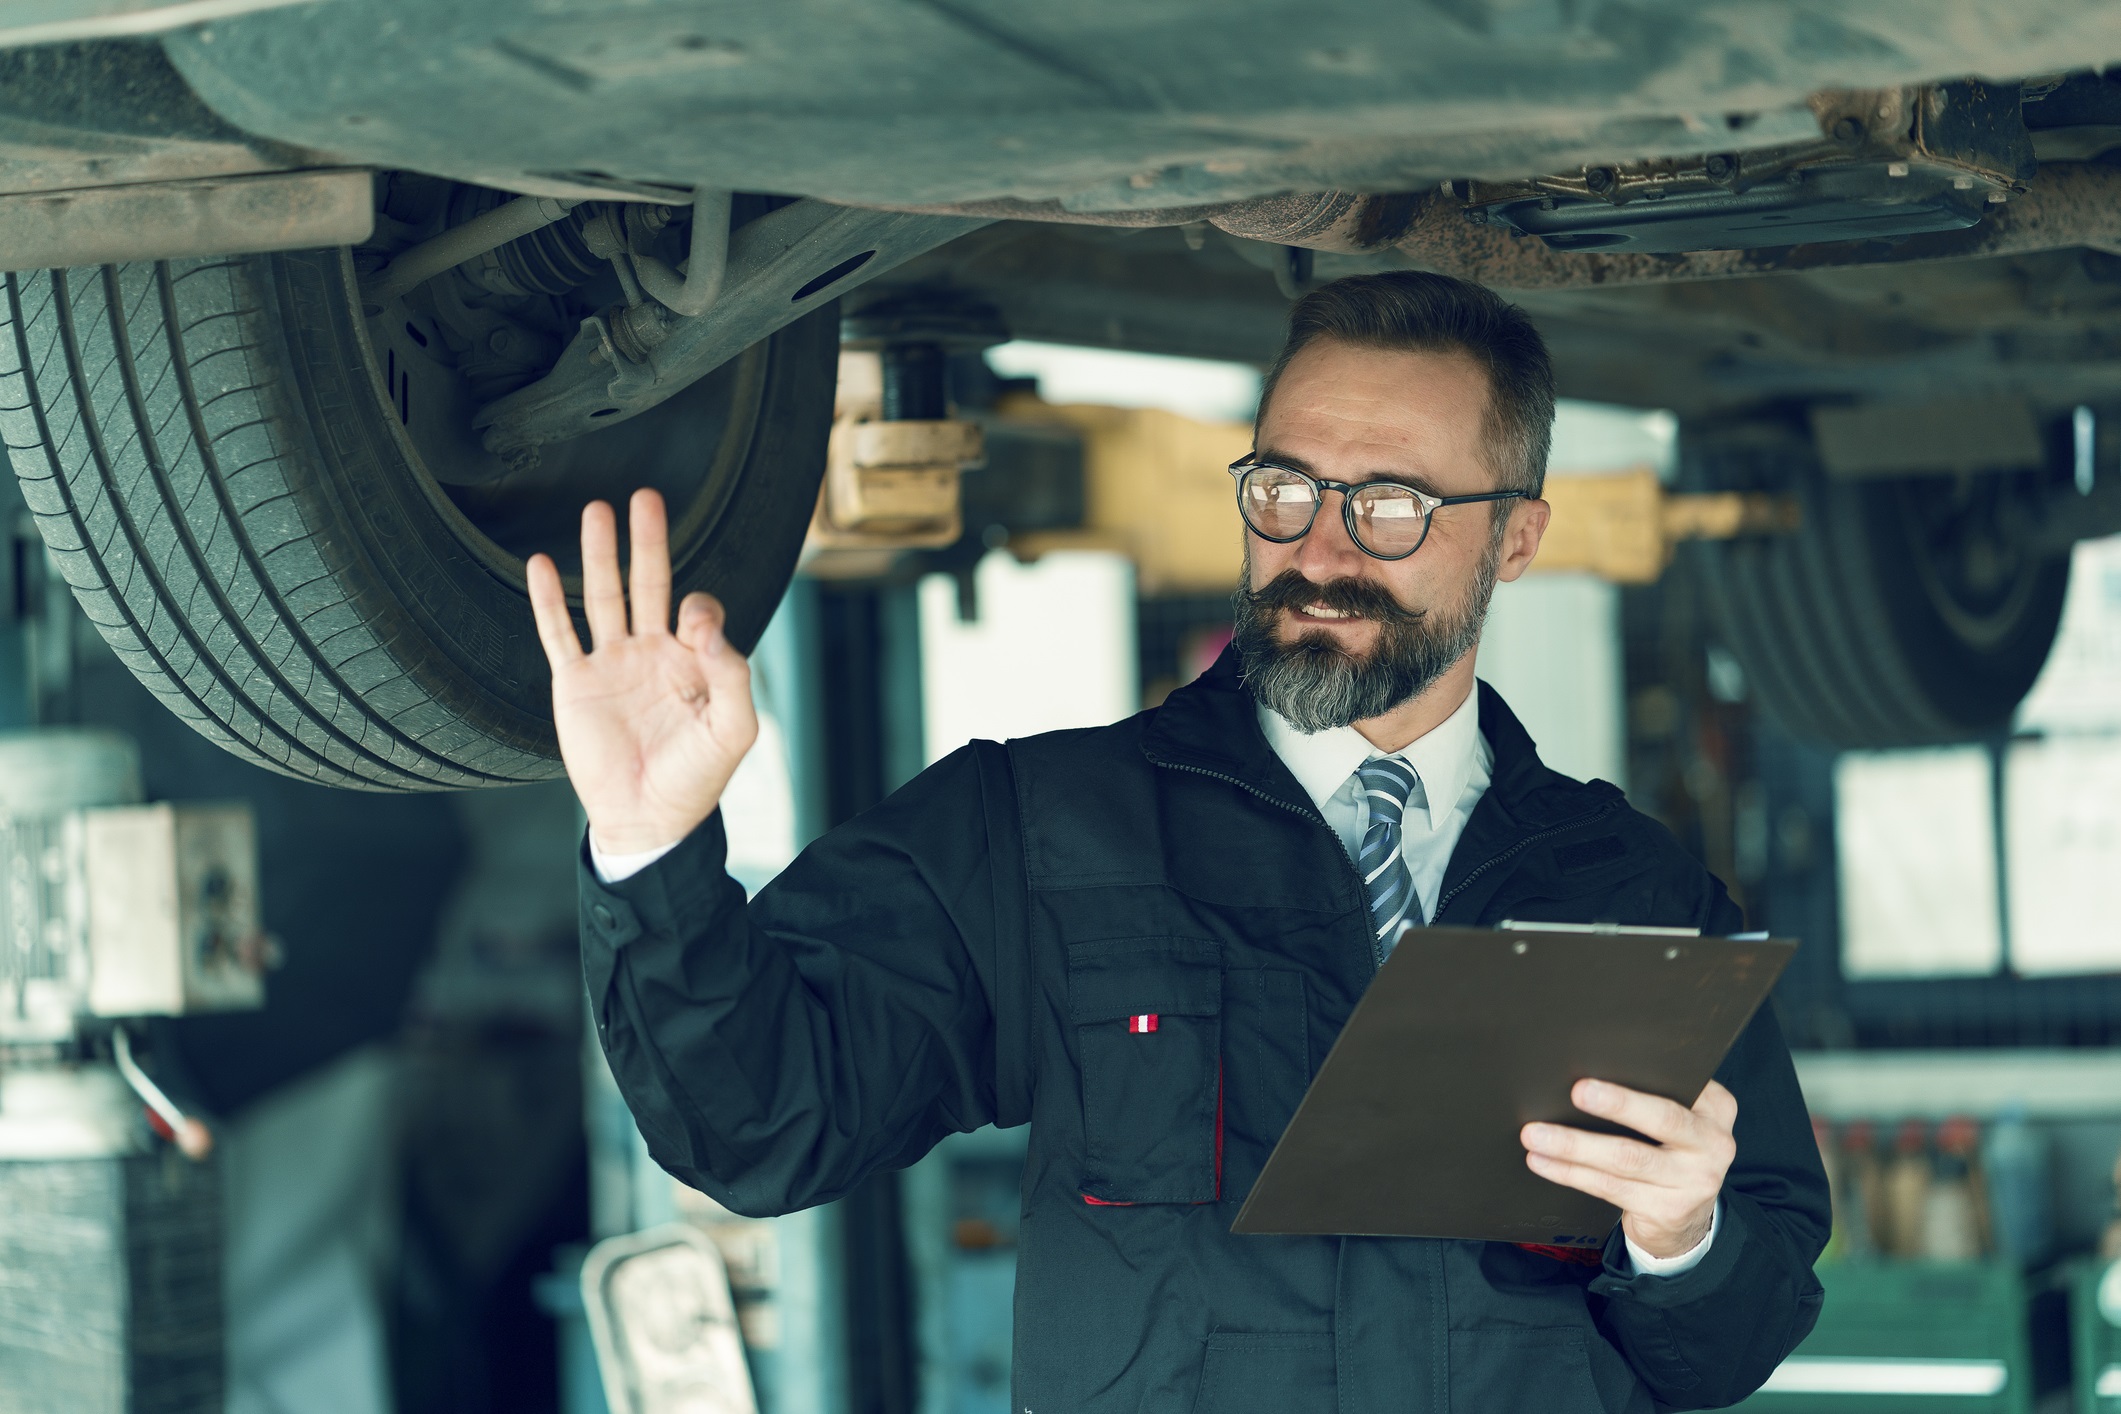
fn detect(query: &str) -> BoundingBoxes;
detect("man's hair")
[1257,271,1555,500]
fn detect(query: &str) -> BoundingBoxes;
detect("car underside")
[5,0,2121,787]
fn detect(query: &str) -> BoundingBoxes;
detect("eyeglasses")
[1228,458,1529,561]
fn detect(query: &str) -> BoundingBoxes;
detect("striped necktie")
[1355,757,1426,959]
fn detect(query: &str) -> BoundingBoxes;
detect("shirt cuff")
[1623,1201,1719,1277]
[588,833,681,884]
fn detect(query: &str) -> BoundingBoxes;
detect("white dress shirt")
[592,834,678,883]
[588,679,1715,1275]
[1256,682,1489,926]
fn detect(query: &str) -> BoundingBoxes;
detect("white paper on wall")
[1834,747,2001,978]
[2005,735,2121,976]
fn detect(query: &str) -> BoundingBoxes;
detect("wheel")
[0,242,836,791]
[1686,427,2072,748]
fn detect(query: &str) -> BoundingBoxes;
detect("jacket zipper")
[1430,799,1622,923]
[1154,758,1384,970]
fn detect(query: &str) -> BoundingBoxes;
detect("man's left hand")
[1520,1078,1738,1261]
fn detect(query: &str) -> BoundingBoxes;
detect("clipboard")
[1229,922,1795,1246]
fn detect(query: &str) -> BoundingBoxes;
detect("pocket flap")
[1068,938,1222,1022]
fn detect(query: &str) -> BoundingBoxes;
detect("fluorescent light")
[1761,1357,2008,1396]
[2095,1363,2121,1397]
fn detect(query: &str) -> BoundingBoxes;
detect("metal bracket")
[475,202,989,457]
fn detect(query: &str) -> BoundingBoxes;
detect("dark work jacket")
[579,655,1829,1414]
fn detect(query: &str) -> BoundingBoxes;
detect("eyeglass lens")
[1239,466,1429,556]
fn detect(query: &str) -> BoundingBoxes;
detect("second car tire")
[1687,426,2072,749]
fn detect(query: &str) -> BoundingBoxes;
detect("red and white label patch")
[1127,1013,1159,1034]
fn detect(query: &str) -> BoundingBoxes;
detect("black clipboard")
[1229,923,1795,1246]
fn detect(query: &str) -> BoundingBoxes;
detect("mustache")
[1243,569,1423,627]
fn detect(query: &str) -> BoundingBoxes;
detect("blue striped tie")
[1356,757,1426,958]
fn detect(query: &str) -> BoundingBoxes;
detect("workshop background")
[5,333,2121,1414]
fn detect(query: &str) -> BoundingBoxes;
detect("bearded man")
[533,271,1829,1414]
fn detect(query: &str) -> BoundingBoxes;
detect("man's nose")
[1295,488,1369,577]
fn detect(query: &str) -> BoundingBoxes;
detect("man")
[530,272,1829,1413]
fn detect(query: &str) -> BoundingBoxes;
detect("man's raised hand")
[527,489,758,856]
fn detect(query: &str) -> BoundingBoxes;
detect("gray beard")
[1231,545,1500,734]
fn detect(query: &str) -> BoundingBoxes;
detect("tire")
[1686,428,2071,748]
[0,251,835,790]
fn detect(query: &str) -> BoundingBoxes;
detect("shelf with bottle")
[1814,1110,2061,1269]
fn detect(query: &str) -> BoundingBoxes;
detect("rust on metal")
[865,189,1419,252]
[1381,162,2121,290]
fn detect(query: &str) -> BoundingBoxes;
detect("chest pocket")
[1068,938,1222,1205]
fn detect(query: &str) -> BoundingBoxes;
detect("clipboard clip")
[1496,919,1702,937]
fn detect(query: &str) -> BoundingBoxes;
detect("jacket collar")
[1142,644,1619,834]
[1143,646,1634,925]
[1140,646,1317,815]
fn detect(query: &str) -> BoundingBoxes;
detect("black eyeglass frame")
[1227,458,1530,561]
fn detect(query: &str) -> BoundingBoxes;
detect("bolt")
[612,302,669,362]
[631,203,672,236]
[1831,115,1866,146]
[1585,166,1616,195]
[1705,153,1736,180]
[1538,196,1557,211]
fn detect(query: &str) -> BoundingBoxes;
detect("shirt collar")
[1256,682,1483,835]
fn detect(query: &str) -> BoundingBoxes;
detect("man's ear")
[1495,497,1551,583]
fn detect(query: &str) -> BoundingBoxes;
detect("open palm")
[527,489,758,856]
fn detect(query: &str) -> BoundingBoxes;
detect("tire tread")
[0,260,518,789]
[2,248,833,790]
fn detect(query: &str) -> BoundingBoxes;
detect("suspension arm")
[474,201,988,458]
